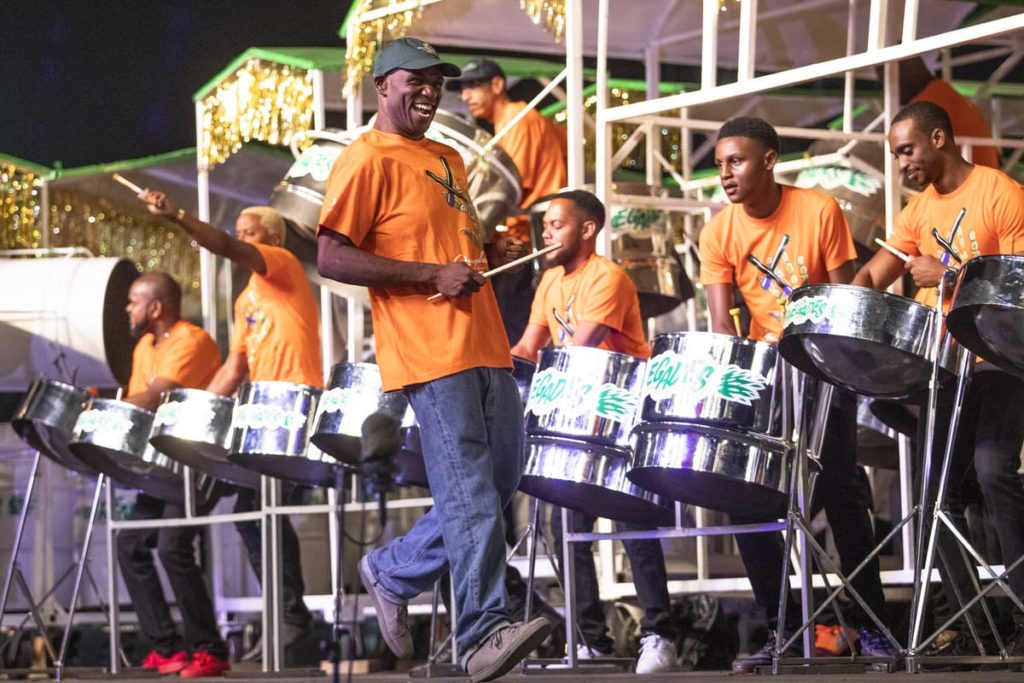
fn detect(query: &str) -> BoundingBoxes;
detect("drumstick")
[112,173,144,195]
[428,242,562,301]
[873,238,912,263]
[728,307,743,337]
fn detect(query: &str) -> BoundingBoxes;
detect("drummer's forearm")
[705,284,738,336]
[207,353,248,396]
[317,231,439,288]
[851,251,902,290]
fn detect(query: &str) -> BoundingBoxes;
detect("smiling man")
[700,117,898,670]
[316,38,550,682]
[852,101,1024,659]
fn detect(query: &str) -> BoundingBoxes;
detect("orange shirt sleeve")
[529,270,556,327]
[156,330,219,388]
[993,180,1024,255]
[888,199,923,257]
[317,145,382,247]
[819,196,858,271]
[576,267,632,333]
[698,213,735,285]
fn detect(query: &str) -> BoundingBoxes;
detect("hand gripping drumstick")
[427,242,562,301]
[112,173,145,195]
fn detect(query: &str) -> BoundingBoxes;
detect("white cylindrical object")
[0,257,138,390]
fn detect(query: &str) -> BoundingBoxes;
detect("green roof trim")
[0,153,52,175]
[193,47,347,101]
[53,148,200,180]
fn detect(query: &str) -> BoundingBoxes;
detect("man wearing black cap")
[448,58,568,342]
[316,38,550,682]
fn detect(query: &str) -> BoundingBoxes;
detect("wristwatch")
[175,208,186,221]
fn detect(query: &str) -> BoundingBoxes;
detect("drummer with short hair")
[852,100,1024,657]
[510,189,678,674]
[700,117,898,670]
[119,271,230,678]
[136,193,321,658]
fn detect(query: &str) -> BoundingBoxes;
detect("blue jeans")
[364,367,525,654]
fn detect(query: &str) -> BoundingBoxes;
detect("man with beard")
[510,190,677,673]
[853,100,1024,658]
[700,117,898,671]
[316,38,550,682]
[119,271,229,678]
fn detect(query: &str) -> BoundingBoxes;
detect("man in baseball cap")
[372,37,462,78]
[444,58,504,90]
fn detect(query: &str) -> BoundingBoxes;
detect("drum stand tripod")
[770,363,903,674]
[0,452,126,677]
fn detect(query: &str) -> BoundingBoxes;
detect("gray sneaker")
[358,556,413,659]
[465,617,552,682]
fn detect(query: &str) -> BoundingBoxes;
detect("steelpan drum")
[778,284,962,400]
[517,436,674,527]
[511,356,536,407]
[641,332,779,435]
[394,405,428,490]
[947,255,1024,375]
[149,388,259,489]
[227,382,334,487]
[311,363,408,467]
[629,423,791,519]
[525,346,645,448]
[12,379,96,476]
[69,398,196,503]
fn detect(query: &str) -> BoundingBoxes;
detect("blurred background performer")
[137,193,319,657]
[699,117,897,672]
[316,38,549,683]
[118,272,230,678]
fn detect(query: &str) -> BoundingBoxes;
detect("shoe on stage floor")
[141,650,188,675]
[180,651,230,678]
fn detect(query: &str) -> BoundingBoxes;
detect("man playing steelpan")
[700,117,898,670]
[511,190,678,674]
[852,100,1024,658]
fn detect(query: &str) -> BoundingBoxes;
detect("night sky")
[2,1,350,169]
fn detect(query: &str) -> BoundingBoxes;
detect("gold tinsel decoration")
[344,0,426,97]
[199,58,315,170]
[521,0,566,42]
[0,162,44,250]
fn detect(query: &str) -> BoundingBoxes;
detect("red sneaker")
[179,651,230,678]
[141,650,188,675]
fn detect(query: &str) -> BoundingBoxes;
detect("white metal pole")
[868,0,888,51]
[701,0,719,90]
[565,0,585,188]
[195,101,216,338]
[738,0,758,82]
[644,47,660,188]
[902,0,919,43]
[346,19,364,130]
[843,0,857,133]
[596,0,611,259]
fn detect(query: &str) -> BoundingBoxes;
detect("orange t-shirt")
[128,319,220,396]
[912,79,999,169]
[529,253,650,359]
[887,164,1024,308]
[494,101,568,244]
[317,128,512,391]
[229,243,322,387]
[700,185,857,342]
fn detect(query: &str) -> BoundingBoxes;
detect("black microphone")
[360,412,401,526]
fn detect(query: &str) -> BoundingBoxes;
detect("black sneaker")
[731,630,794,674]
[857,627,900,658]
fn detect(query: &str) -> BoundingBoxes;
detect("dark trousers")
[233,486,312,628]
[733,389,889,631]
[919,368,1024,631]
[117,494,227,659]
[551,508,674,651]
[491,265,536,345]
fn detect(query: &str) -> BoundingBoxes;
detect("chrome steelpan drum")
[947,255,1024,375]
[518,436,674,526]
[511,356,536,407]
[641,332,780,435]
[629,423,791,519]
[149,388,258,489]
[525,347,645,448]
[12,379,95,476]
[311,363,408,467]
[69,398,195,503]
[227,382,334,486]
[394,405,429,489]
[778,284,962,400]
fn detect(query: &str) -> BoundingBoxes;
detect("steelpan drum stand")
[905,283,1024,671]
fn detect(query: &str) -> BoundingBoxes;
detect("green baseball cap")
[372,37,461,78]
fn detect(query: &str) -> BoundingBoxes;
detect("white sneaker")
[635,633,675,674]
[576,644,613,660]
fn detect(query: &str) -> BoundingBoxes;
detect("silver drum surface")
[311,363,408,467]
[12,379,95,476]
[517,436,674,526]
[629,423,791,519]
[228,382,337,486]
[779,284,962,400]
[947,254,1024,375]
[525,346,645,448]
[150,388,258,489]
[642,332,779,435]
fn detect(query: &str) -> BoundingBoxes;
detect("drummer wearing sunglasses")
[852,101,1024,659]
[137,193,320,664]
[510,190,679,674]
[700,117,899,670]
[120,271,230,677]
